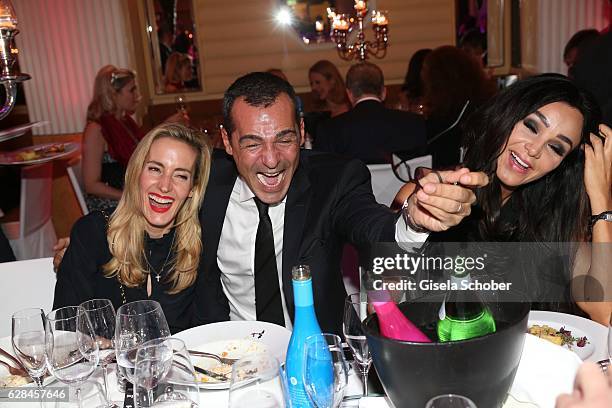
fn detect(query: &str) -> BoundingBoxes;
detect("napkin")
[509,333,582,408]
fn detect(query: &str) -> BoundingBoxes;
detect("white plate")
[174,321,291,390]
[0,121,47,143]
[0,337,54,388]
[528,311,606,361]
[0,142,78,165]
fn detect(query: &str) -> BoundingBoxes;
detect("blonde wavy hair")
[102,124,211,294]
[86,65,136,122]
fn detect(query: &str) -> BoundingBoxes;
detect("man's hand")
[555,362,612,407]
[52,237,70,272]
[406,168,489,232]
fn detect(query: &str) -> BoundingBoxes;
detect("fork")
[0,359,29,377]
[187,350,240,365]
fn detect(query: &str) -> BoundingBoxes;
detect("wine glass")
[425,394,477,408]
[46,306,100,408]
[115,300,171,384]
[133,338,173,408]
[175,95,188,115]
[228,353,285,408]
[11,308,48,388]
[150,338,200,407]
[80,299,119,408]
[343,293,372,397]
[303,333,349,408]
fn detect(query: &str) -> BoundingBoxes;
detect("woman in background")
[83,65,186,213]
[421,45,496,168]
[397,48,431,114]
[307,59,350,146]
[55,124,211,333]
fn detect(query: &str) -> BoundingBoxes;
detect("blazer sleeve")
[53,213,107,309]
[191,260,230,325]
[330,158,399,244]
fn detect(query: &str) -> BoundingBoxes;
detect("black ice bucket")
[363,300,529,407]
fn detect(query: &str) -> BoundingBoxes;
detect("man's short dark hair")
[223,72,299,136]
[345,62,384,99]
[563,29,600,59]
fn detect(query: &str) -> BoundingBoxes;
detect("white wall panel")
[13,0,132,135]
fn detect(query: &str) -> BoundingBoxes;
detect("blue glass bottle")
[285,265,322,408]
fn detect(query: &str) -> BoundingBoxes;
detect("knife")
[193,365,229,382]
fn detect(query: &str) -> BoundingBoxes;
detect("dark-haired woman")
[395,75,611,324]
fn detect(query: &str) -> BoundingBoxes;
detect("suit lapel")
[281,156,311,318]
[201,152,237,272]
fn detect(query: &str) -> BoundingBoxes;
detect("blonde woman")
[83,65,186,213]
[54,124,211,333]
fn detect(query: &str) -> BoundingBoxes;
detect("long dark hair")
[462,74,600,242]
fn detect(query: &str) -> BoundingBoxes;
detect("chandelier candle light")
[328,0,389,61]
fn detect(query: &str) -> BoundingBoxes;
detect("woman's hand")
[584,124,612,215]
[555,362,612,408]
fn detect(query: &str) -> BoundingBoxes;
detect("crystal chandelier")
[328,0,389,61]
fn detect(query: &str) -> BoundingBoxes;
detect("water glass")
[45,306,100,407]
[303,333,349,408]
[134,338,199,408]
[229,353,286,408]
[115,300,171,384]
[80,299,119,407]
[425,394,477,408]
[11,308,47,388]
[343,293,372,396]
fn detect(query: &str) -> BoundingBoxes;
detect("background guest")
[83,65,187,213]
[315,61,427,164]
[164,52,193,93]
[563,29,600,77]
[421,45,496,168]
[555,362,612,407]
[55,124,211,334]
[305,59,351,144]
[397,48,431,114]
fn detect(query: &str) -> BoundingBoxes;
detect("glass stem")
[147,388,155,407]
[360,365,369,396]
[101,362,111,405]
[76,386,83,408]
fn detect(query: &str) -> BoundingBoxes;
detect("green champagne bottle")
[437,259,496,342]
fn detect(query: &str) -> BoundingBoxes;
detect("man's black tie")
[254,198,285,326]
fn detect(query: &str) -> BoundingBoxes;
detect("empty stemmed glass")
[343,293,372,397]
[134,337,199,407]
[46,306,100,408]
[80,299,119,408]
[11,308,48,389]
[115,300,171,385]
[303,333,349,408]
[228,353,286,408]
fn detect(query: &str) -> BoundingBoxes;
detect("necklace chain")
[144,232,176,283]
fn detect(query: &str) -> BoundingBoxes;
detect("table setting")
[0,298,609,408]
[0,141,79,166]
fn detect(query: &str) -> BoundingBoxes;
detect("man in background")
[315,62,427,164]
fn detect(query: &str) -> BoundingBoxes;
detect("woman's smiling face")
[496,101,584,199]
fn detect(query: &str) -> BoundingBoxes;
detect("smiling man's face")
[222,93,304,204]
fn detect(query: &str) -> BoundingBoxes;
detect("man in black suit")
[315,62,427,164]
[196,72,487,334]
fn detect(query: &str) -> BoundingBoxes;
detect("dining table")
[0,313,608,408]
